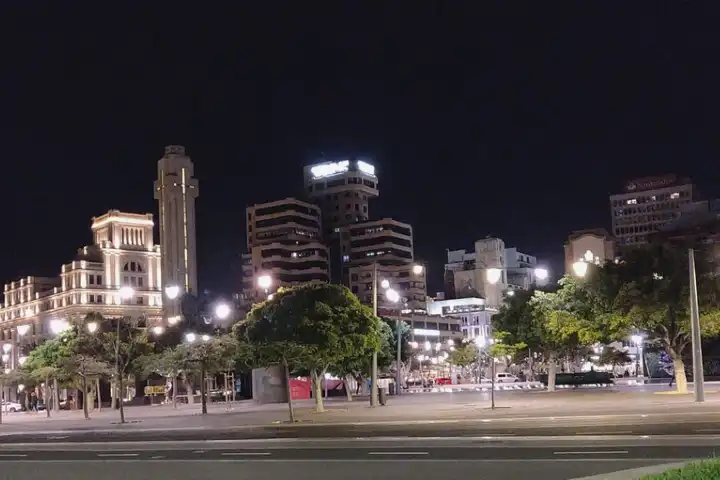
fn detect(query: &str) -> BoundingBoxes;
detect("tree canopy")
[237,283,381,412]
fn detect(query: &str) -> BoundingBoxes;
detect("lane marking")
[554,450,628,455]
[221,452,271,456]
[0,454,27,457]
[583,431,632,435]
[96,453,139,458]
[150,456,165,459]
[47,436,68,440]
[192,450,205,454]
[368,451,429,456]
[695,429,720,433]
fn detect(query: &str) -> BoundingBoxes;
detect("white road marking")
[150,456,165,459]
[221,452,271,456]
[368,451,428,456]
[96,453,139,458]
[192,450,205,454]
[47,436,69,440]
[553,450,628,455]
[0,454,27,457]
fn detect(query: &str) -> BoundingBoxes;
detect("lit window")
[670,192,680,199]
[626,199,637,205]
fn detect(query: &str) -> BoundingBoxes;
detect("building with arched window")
[0,210,163,371]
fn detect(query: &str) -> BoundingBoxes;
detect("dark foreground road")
[0,438,712,480]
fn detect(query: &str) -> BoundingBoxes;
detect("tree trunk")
[172,375,178,409]
[118,374,126,423]
[110,377,117,410]
[344,376,353,401]
[81,376,89,420]
[200,364,207,415]
[547,355,557,392]
[52,378,59,413]
[673,357,689,394]
[182,374,195,404]
[44,376,51,418]
[0,381,4,424]
[312,370,324,413]
[283,360,296,422]
[96,378,102,412]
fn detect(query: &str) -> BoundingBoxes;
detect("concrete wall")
[251,365,287,404]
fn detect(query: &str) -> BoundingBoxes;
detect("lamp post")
[164,285,181,325]
[689,248,705,403]
[572,261,588,279]
[385,287,402,395]
[116,286,134,419]
[631,334,643,378]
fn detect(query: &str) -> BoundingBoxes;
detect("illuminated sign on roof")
[357,160,375,176]
[310,160,349,179]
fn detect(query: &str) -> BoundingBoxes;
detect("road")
[3,409,720,443]
[0,437,711,479]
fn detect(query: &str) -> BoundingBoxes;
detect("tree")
[175,335,237,414]
[584,244,720,393]
[447,338,479,381]
[23,335,73,415]
[493,277,623,391]
[138,347,187,409]
[239,283,381,416]
[69,313,153,422]
[596,346,631,373]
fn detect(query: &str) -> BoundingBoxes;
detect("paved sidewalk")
[1,389,719,434]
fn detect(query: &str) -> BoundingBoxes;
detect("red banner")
[290,379,310,400]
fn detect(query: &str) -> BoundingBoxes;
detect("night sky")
[1,3,719,296]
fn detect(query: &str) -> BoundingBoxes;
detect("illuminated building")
[154,145,199,319]
[564,229,616,274]
[303,158,378,232]
[0,210,163,372]
[610,174,693,247]
[426,297,496,343]
[345,219,427,311]
[445,238,546,308]
[242,198,329,299]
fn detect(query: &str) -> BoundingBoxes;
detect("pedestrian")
[30,392,38,412]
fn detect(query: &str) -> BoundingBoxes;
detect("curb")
[572,462,687,479]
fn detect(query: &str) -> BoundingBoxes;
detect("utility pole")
[689,249,705,403]
[396,318,402,395]
[370,262,378,407]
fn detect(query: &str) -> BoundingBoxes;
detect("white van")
[495,373,519,383]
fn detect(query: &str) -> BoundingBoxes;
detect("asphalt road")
[0,438,711,480]
[3,410,720,443]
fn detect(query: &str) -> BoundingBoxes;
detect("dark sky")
[1,2,718,295]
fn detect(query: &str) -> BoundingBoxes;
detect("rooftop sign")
[310,160,349,179]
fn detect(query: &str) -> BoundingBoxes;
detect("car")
[2,401,23,413]
[495,373,519,383]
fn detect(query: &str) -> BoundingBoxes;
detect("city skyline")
[2,4,720,296]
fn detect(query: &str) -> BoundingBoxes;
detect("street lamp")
[572,261,588,278]
[257,275,272,292]
[384,288,403,394]
[185,332,197,343]
[386,288,400,304]
[119,286,134,301]
[86,322,98,334]
[486,268,502,285]
[201,334,211,342]
[49,319,69,335]
[631,334,644,378]
[214,302,231,320]
[151,325,165,336]
[534,268,549,281]
[16,325,30,337]
[380,279,390,289]
[412,264,424,275]
[165,285,180,300]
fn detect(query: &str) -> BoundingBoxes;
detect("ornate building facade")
[0,210,163,371]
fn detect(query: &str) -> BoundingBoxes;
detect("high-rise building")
[154,145,199,319]
[0,210,163,373]
[610,174,693,247]
[303,158,380,284]
[303,158,379,232]
[345,218,427,311]
[242,198,329,299]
